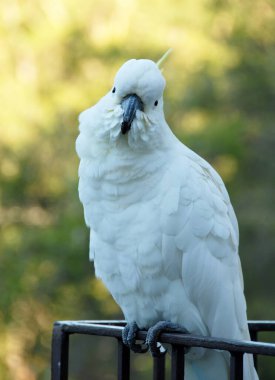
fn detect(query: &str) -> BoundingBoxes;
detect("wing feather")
[162,150,249,341]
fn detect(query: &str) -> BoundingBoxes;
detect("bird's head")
[78,52,173,151]
[112,59,166,136]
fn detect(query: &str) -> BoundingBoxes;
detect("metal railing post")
[51,322,69,380]
[153,354,166,380]
[117,339,130,380]
[171,345,185,380]
[250,329,258,370]
[230,352,243,380]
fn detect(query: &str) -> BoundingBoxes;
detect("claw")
[122,322,148,353]
[146,321,189,357]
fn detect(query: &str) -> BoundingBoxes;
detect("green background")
[1,0,275,378]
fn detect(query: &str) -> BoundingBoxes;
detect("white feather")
[76,58,258,380]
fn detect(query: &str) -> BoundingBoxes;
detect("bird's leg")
[122,322,148,353]
[146,321,189,357]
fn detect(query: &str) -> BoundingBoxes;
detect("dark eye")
[112,87,116,93]
[154,100,158,106]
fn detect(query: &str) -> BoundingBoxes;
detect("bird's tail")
[185,349,259,380]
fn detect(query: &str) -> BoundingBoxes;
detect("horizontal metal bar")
[55,320,127,326]
[57,320,275,332]
[56,320,275,332]
[54,321,275,357]
[248,321,275,332]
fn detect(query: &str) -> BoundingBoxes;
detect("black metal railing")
[51,320,275,380]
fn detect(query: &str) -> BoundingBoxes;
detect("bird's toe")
[122,322,148,354]
[122,324,130,346]
[146,321,189,357]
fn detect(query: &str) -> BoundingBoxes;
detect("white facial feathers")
[113,59,166,106]
[77,58,171,152]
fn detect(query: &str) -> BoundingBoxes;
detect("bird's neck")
[89,138,172,184]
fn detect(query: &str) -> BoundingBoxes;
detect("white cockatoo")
[76,53,259,380]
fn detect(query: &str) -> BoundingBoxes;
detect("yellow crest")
[156,48,173,70]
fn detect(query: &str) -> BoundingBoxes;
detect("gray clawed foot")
[122,320,188,357]
[146,321,189,357]
[122,322,148,353]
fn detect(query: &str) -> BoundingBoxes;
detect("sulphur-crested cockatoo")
[76,54,259,380]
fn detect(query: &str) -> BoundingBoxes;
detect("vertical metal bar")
[153,354,166,380]
[51,323,69,380]
[230,352,243,380]
[171,345,185,380]
[250,330,258,370]
[117,339,130,380]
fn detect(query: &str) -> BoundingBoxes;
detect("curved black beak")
[121,94,143,135]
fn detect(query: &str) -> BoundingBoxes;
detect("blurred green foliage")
[0,0,275,379]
